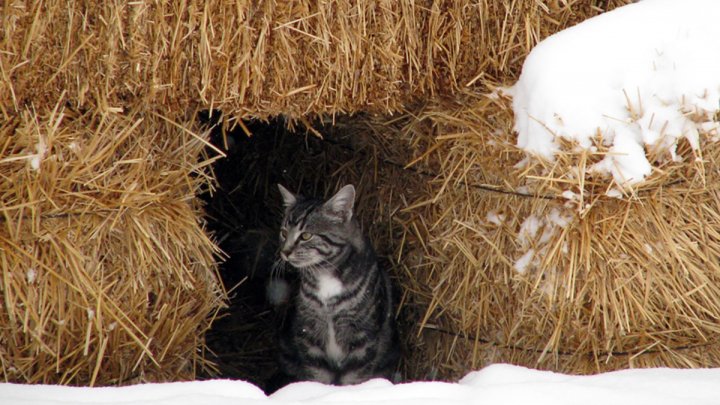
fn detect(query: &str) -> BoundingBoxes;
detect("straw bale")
[1,0,642,384]
[0,98,225,385]
[391,89,720,379]
[1,0,629,118]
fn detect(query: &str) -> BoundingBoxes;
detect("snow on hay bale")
[0,99,225,385]
[397,1,720,379]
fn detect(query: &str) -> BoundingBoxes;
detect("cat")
[272,183,400,387]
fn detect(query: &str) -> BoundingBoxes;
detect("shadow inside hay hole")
[197,111,416,392]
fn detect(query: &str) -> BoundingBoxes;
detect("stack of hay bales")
[1,0,625,119]
[0,100,225,384]
[1,1,235,385]
[391,93,720,379]
[3,0,652,385]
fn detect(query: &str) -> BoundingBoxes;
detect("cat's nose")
[280,248,292,261]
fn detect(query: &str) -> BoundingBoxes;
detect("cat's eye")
[300,232,312,241]
[280,229,288,239]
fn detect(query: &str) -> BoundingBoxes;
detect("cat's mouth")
[281,253,316,270]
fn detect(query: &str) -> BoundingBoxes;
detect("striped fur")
[275,184,399,386]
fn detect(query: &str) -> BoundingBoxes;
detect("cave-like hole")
[199,111,426,392]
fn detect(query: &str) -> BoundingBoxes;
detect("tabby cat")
[273,184,399,386]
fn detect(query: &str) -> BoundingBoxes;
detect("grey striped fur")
[275,184,399,386]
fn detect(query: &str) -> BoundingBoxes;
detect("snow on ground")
[2,364,720,405]
[511,0,720,188]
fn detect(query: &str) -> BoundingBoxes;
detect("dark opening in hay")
[199,112,432,390]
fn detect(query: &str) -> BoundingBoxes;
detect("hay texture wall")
[0,103,225,384]
[3,0,679,386]
[394,95,720,379]
[1,0,624,119]
[391,3,720,380]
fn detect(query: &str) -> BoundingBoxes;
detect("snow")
[26,268,37,284]
[511,0,720,187]
[518,215,541,245]
[30,135,46,171]
[561,190,577,200]
[513,249,535,274]
[486,210,505,226]
[3,364,720,404]
[513,208,572,274]
[548,208,571,228]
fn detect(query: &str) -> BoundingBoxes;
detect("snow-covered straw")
[405,0,720,378]
[511,0,720,188]
[513,209,572,277]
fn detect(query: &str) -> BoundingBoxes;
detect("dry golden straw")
[389,90,720,380]
[0,98,225,385]
[4,0,674,385]
[2,0,627,120]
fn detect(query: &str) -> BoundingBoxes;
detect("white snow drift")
[511,0,720,187]
[2,364,720,405]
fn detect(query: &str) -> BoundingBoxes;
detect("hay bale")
[0,99,225,385]
[394,88,720,379]
[1,0,629,118]
[0,0,638,385]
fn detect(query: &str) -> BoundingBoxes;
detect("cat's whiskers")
[270,257,285,280]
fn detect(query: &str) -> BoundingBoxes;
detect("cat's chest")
[302,275,350,362]
[315,274,344,303]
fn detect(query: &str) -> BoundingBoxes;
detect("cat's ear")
[324,184,355,222]
[277,184,297,208]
